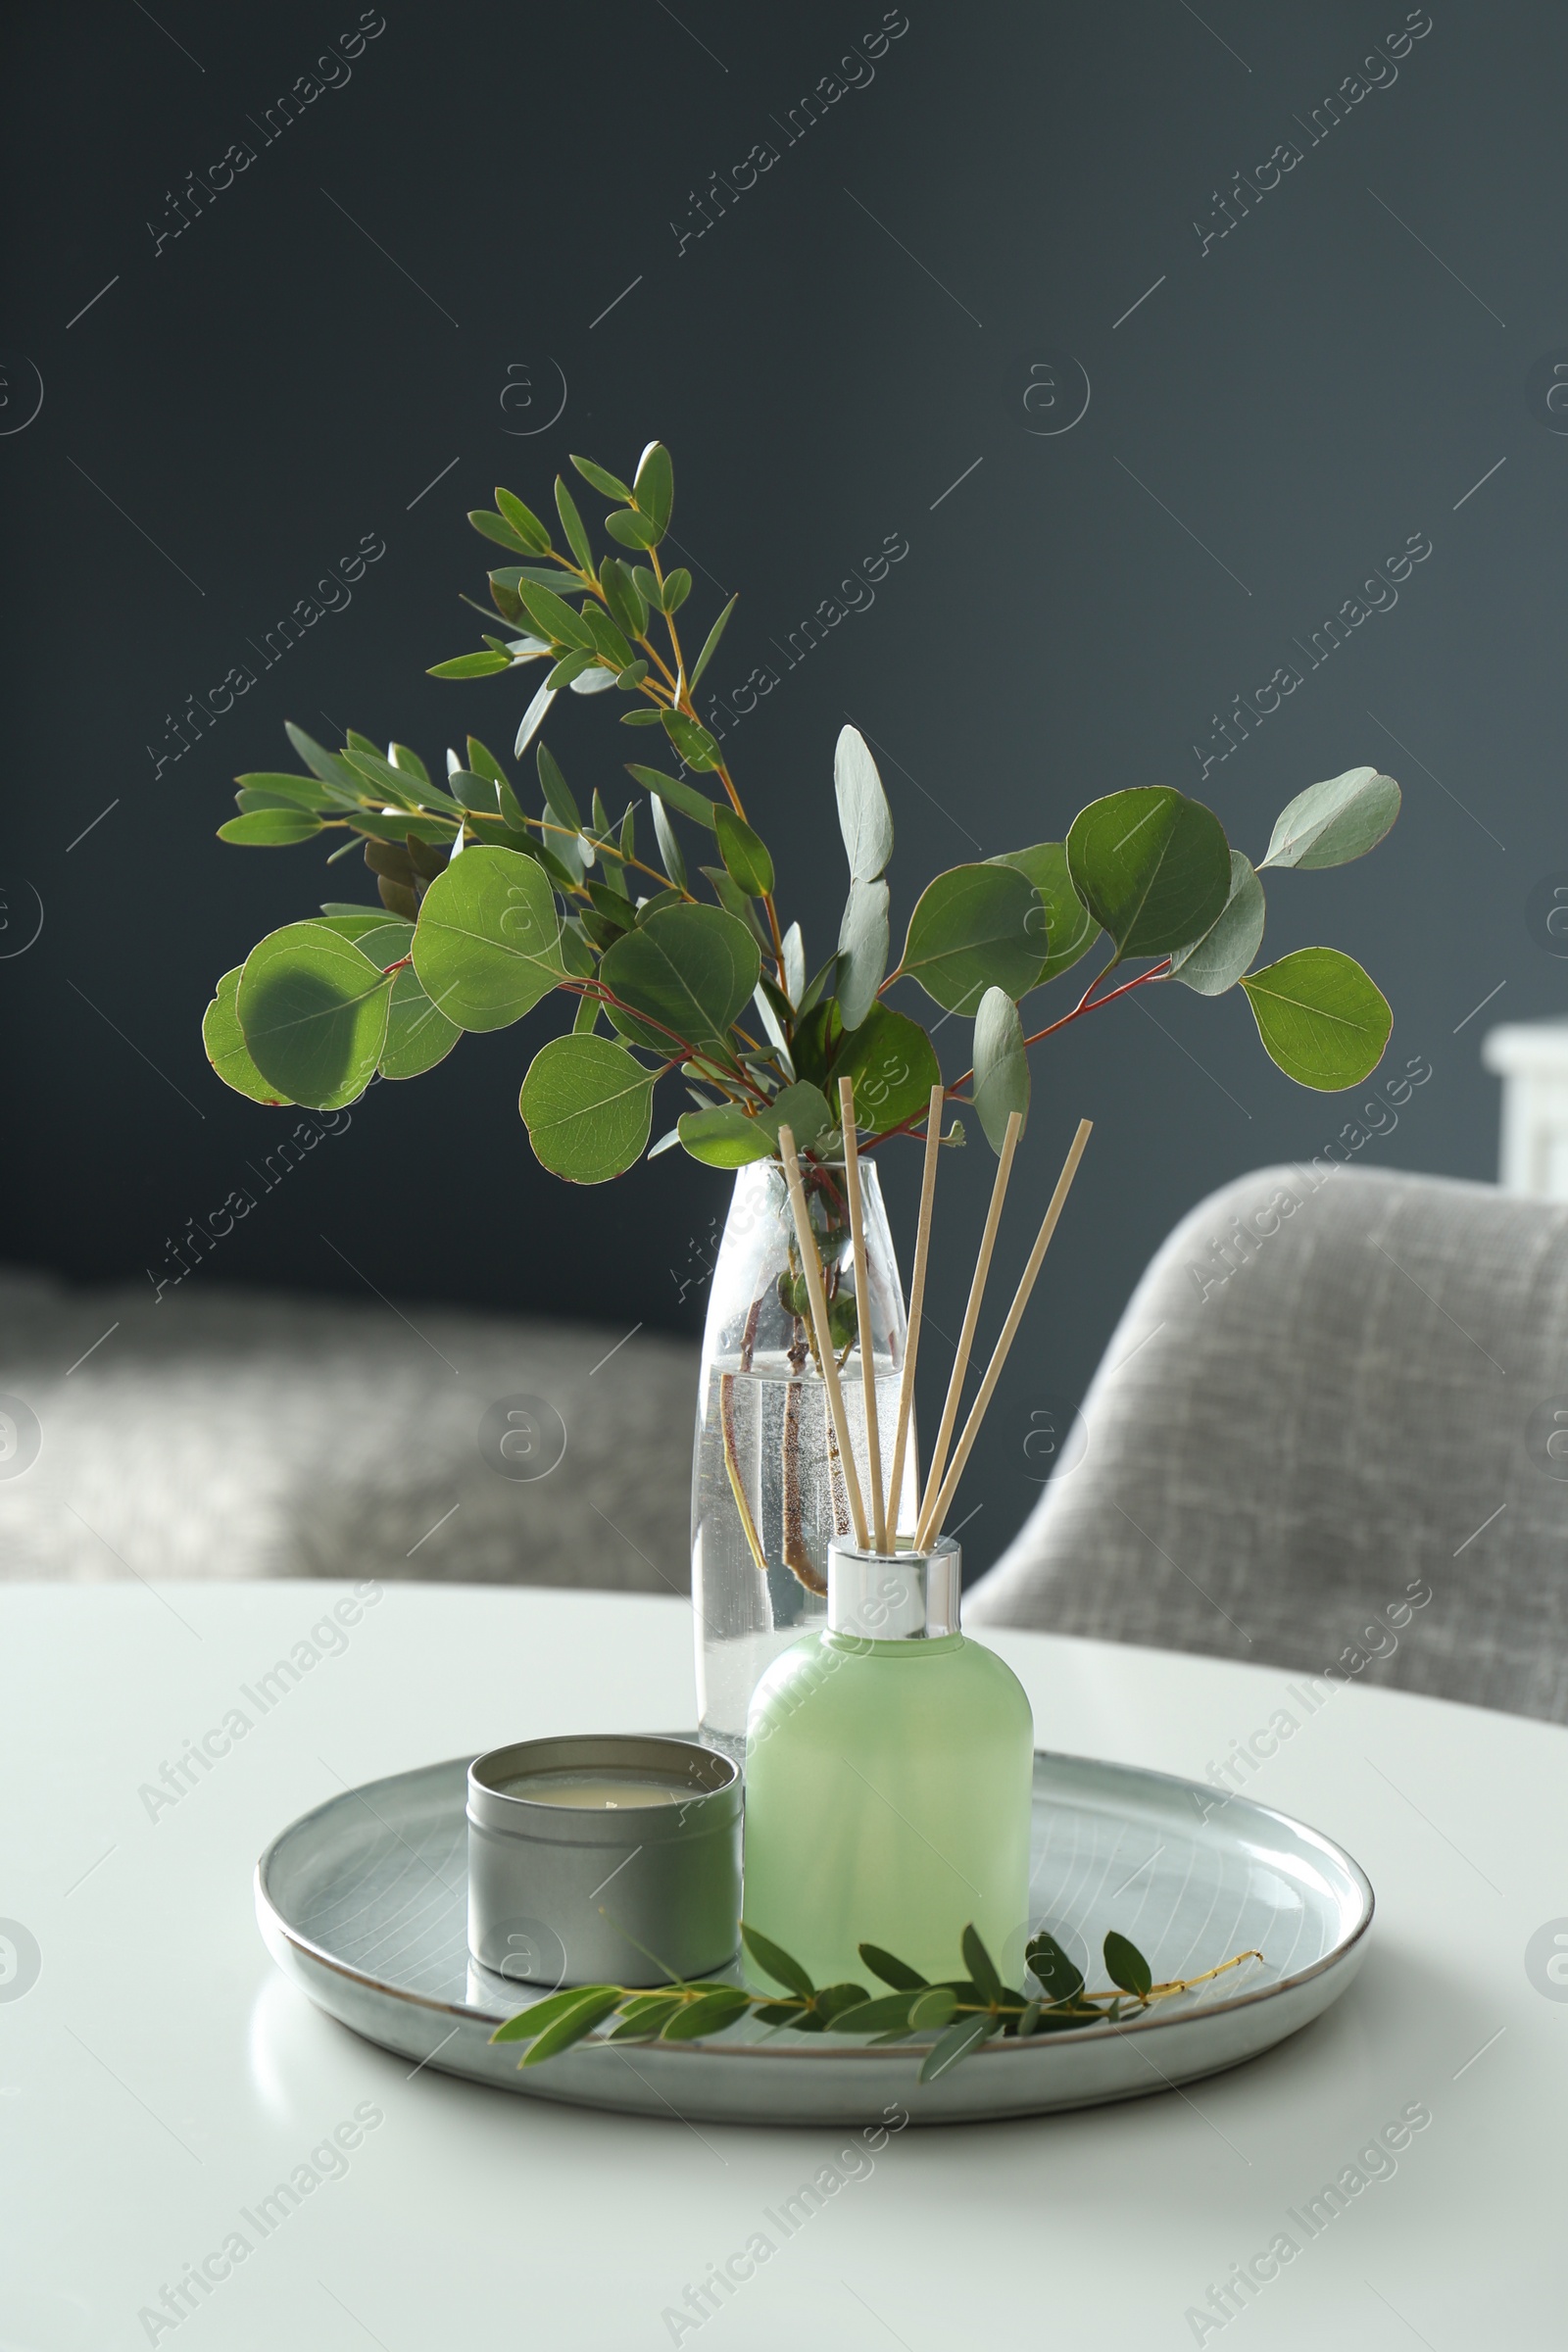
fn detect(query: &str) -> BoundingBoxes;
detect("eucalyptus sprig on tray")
[203,437,1404,1179]
[489,1921,1264,2086]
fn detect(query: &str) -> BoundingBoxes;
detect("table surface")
[4,1581,1563,2351]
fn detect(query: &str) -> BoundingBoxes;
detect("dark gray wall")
[3,1,1561,1568]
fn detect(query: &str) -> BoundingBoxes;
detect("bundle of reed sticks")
[776,1082,1092,1559]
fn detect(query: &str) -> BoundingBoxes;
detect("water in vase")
[690,1159,915,1757]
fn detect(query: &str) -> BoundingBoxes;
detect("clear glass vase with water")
[691,1157,915,1757]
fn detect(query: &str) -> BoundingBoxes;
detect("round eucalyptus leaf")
[235,922,390,1109]
[971,986,1029,1152]
[993,843,1097,986]
[600,903,760,1057]
[1168,852,1265,997]
[380,963,462,1079]
[827,1005,940,1135]
[411,845,563,1033]
[836,875,890,1030]
[901,863,1045,1013]
[1259,768,1401,871]
[518,1033,655,1182]
[676,1104,775,1167]
[203,967,295,1105]
[1240,948,1393,1089]
[834,725,894,882]
[1066,788,1231,960]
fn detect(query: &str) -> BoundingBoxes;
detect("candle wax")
[497,1770,685,1810]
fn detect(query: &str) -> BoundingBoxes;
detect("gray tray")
[255,1749,1372,2127]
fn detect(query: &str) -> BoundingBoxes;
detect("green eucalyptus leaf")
[601,558,649,641]
[824,1989,926,2035]
[235,923,390,1109]
[836,876,890,1030]
[1169,851,1265,996]
[537,743,584,834]
[994,844,1097,986]
[284,722,360,795]
[411,845,563,1033]
[1025,1933,1085,2004]
[961,1925,1004,2005]
[651,797,687,891]
[690,593,738,691]
[234,772,335,811]
[661,710,722,772]
[572,454,634,501]
[1066,788,1231,961]
[1260,767,1401,871]
[814,1982,872,2023]
[218,809,323,846]
[493,488,552,554]
[906,1984,958,2032]
[714,806,774,898]
[858,1943,927,1991]
[1102,1931,1152,2000]
[971,986,1029,1152]
[469,509,530,556]
[514,1986,623,2067]
[605,507,662,550]
[677,1104,774,1166]
[517,579,594,651]
[628,767,718,831]
[660,1986,753,2042]
[600,903,760,1055]
[661,567,692,612]
[741,1923,816,1999]
[518,1033,655,1182]
[835,724,894,882]
[632,441,673,537]
[608,1996,684,2041]
[491,1984,615,2044]
[918,2013,994,2083]
[380,961,462,1079]
[901,863,1044,1013]
[1239,948,1393,1089]
[428,651,512,680]
[679,1080,833,1167]
[554,477,595,571]
[827,1004,939,1135]
[203,967,296,1104]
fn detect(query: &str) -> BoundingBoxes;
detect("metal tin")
[466,1735,741,1988]
[827,1537,961,1640]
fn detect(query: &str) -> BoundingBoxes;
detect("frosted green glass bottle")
[742,1539,1035,1988]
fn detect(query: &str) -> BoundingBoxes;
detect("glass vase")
[691,1157,915,1758]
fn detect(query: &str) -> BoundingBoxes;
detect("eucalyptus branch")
[490,1920,1264,2089]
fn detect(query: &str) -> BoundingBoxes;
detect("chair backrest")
[966,1163,1568,1723]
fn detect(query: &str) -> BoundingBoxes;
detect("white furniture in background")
[5,1581,1563,2346]
[1484,1018,1568,1196]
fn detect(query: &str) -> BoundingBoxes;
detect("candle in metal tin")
[466,1734,741,1988]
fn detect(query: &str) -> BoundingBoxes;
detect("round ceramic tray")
[255,1749,1372,2128]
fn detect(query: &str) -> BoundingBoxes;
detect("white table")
[5,1583,1564,2349]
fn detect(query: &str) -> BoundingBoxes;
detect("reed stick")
[914,1107,1022,1538]
[777,1125,870,1550]
[838,1077,887,1552]
[884,1082,944,1546]
[915,1118,1093,1549]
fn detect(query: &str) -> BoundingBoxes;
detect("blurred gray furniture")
[968,1164,1568,1725]
[0,1268,696,1595]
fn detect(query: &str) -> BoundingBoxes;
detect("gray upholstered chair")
[966,1164,1568,1725]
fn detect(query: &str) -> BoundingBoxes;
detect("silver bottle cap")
[826,1538,962,1641]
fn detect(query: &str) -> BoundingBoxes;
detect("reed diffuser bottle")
[741,1539,1035,1987]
